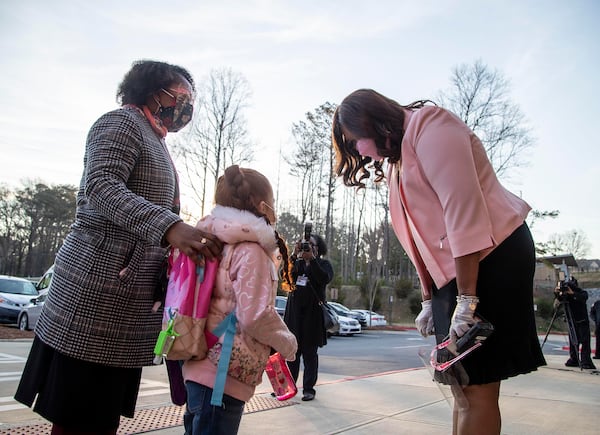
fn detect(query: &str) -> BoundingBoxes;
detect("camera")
[301,222,312,252]
[555,278,578,301]
[555,281,570,300]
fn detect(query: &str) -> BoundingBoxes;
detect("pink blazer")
[387,106,530,298]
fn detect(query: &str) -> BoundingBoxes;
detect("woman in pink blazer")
[332,89,545,435]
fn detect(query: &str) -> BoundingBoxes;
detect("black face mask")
[156,89,194,132]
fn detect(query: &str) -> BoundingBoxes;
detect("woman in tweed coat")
[15,60,222,434]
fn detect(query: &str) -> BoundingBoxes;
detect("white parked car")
[36,265,54,296]
[276,295,345,336]
[353,310,387,327]
[327,301,363,324]
[0,275,45,331]
[335,314,362,336]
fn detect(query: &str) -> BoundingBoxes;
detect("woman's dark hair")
[215,165,294,291]
[332,88,433,189]
[311,234,327,257]
[116,60,195,106]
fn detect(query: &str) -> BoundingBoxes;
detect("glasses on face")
[162,87,195,102]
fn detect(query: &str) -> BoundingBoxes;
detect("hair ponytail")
[275,230,294,292]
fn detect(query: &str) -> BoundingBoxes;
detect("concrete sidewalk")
[148,342,600,434]
[2,334,597,434]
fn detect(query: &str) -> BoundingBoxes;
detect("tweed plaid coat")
[35,106,182,368]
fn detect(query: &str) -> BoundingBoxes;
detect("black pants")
[569,320,593,364]
[287,343,318,394]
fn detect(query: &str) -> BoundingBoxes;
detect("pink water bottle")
[265,352,297,400]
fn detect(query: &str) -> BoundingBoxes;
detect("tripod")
[541,298,582,370]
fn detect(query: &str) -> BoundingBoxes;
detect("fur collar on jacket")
[199,205,278,257]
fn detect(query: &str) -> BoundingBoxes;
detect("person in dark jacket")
[284,233,333,401]
[556,277,596,369]
[591,299,600,359]
[14,60,223,435]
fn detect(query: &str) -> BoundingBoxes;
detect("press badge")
[296,275,308,286]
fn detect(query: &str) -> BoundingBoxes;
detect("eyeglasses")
[162,87,195,101]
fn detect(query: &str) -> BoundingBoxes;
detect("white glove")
[415,300,435,337]
[449,295,479,342]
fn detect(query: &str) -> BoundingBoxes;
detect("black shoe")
[582,362,597,370]
[565,359,578,367]
[593,356,600,360]
[301,392,315,401]
[270,392,276,397]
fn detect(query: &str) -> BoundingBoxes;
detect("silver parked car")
[277,295,342,337]
[0,275,45,330]
[328,301,364,324]
[36,265,54,296]
[352,309,387,327]
[326,303,362,336]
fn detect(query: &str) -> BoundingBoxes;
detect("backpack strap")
[210,311,238,406]
[207,244,240,406]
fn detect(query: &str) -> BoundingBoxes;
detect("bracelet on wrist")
[457,295,479,311]
[457,295,479,302]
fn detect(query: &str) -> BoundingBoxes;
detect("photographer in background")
[284,227,333,402]
[555,277,596,369]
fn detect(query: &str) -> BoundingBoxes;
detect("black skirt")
[431,223,546,385]
[14,336,142,431]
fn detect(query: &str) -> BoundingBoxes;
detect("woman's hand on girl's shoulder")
[166,222,223,263]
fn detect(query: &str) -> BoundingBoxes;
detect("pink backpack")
[154,249,219,361]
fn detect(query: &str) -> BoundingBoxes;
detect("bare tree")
[545,229,591,259]
[275,211,302,246]
[171,68,254,215]
[527,209,561,255]
[438,60,533,178]
[285,102,337,240]
[306,103,337,244]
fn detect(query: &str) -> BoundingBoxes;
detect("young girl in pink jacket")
[182,165,297,434]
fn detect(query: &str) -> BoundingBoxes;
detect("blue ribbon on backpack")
[196,264,205,284]
[210,311,238,406]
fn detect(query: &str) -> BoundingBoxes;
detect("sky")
[1,0,599,258]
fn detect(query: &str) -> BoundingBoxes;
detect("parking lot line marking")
[0,353,26,363]
[392,345,430,349]
[0,396,18,403]
[0,353,27,364]
[0,376,21,382]
[0,372,23,383]
[140,379,170,388]
[0,403,27,412]
[137,388,171,397]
